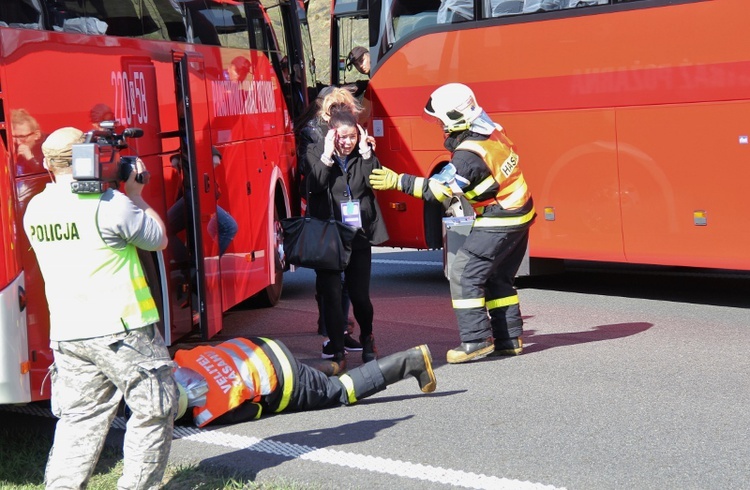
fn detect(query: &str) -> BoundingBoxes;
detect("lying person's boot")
[446,338,494,364]
[377,345,436,393]
[336,345,437,403]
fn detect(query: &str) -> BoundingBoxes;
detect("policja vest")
[23,184,159,341]
[457,125,535,230]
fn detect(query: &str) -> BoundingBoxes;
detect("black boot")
[376,345,436,393]
[446,337,494,364]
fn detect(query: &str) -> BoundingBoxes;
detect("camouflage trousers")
[45,325,178,490]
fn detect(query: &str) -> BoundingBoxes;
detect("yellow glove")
[369,167,401,191]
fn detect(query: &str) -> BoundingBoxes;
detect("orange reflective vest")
[174,337,284,427]
[458,126,532,213]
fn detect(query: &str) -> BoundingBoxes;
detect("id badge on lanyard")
[341,200,362,228]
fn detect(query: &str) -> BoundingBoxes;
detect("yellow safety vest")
[23,184,159,340]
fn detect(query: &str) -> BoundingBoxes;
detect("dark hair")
[328,103,358,130]
[346,46,368,70]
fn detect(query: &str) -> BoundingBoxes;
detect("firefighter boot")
[377,345,437,393]
[493,337,523,356]
[446,337,495,364]
[338,345,436,405]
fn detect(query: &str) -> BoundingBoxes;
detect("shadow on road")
[522,321,654,354]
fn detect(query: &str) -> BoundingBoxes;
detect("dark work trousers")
[449,228,529,343]
[315,245,374,357]
[284,357,386,410]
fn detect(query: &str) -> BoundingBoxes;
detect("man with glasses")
[11,109,44,175]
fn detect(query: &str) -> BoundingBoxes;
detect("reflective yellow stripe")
[465,175,496,200]
[216,346,257,396]
[138,297,156,312]
[497,180,529,209]
[224,339,275,395]
[338,374,357,404]
[261,338,295,412]
[497,175,525,200]
[452,297,485,309]
[474,209,535,228]
[132,276,148,289]
[427,180,450,203]
[486,295,519,310]
[413,177,424,199]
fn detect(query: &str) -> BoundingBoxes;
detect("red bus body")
[0,0,312,404]
[332,0,750,271]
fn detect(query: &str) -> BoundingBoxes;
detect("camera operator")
[23,127,178,490]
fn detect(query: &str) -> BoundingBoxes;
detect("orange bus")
[330,0,750,272]
[0,0,316,404]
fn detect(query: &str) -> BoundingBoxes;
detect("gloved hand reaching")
[369,166,401,191]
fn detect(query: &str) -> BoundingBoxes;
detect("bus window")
[206,2,250,49]
[0,0,42,30]
[177,0,252,47]
[246,4,270,51]
[43,1,157,37]
[391,0,439,41]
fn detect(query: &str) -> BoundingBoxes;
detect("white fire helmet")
[424,83,483,133]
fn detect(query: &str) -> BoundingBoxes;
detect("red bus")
[0,0,316,404]
[330,0,750,272]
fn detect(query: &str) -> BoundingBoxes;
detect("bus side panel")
[372,115,435,249]
[0,135,32,404]
[617,101,750,269]
[500,109,624,262]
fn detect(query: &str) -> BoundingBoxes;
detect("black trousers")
[449,228,529,342]
[315,246,374,356]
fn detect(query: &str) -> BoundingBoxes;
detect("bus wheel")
[254,208,284,307]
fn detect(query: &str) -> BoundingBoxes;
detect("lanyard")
[334,154,353,199]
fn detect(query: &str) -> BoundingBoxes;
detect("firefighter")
[369,83,535,364]
[174,337,436,427]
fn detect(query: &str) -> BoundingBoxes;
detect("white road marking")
[179,430,566,490]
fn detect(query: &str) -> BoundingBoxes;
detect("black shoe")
[322,340,345,359]
[361,335,377,363]
[446,338,495,364]
[344,333,362,351]
[493,337,523,356]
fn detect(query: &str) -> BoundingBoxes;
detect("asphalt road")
[164,248,750,490]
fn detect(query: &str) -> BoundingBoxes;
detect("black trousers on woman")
[315,245,373,360]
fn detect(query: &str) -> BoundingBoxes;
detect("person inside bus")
[305,103,388,370]
[23,127,178,489]
[344,47,371,100]
[11,108,45,175]
[370,83,535,363]
[173,337,436,427]
[89,103,115,131]
[347,46,371,76]
[296,87,378,360]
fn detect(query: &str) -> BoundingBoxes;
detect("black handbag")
[281,181,358,271]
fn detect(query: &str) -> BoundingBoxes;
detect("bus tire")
[252,206,284,307]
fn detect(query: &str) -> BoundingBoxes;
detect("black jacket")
[305,139,389,249]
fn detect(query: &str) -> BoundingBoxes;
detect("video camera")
[70,121,146,194]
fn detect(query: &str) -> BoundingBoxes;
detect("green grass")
[0,411,314,490]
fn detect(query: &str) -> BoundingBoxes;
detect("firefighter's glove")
[370,167,402,191]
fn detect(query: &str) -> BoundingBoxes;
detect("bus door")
[173,51,222,341]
